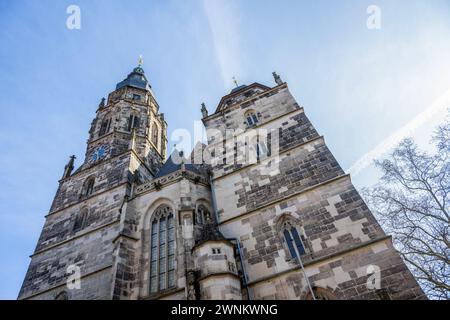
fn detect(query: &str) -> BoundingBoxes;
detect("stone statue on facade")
[201,103,208,118]
[62,155,76,179]
[272,72,283,85]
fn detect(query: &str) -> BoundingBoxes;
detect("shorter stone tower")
[192,220,242,300]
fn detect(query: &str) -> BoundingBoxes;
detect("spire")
[138,54,143,67]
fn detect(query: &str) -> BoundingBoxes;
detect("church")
[18,62,425,300]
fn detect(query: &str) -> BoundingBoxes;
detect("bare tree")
[364,114,450,300]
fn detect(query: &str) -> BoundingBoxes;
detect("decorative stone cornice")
[135,169,209,196]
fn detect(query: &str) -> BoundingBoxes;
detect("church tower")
[201,74,426,300]
[18,62,167,300]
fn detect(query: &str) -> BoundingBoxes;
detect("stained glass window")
[149,205,176,294]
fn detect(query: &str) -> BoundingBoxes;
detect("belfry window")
[99,118,111,136]
[245,110,259,126]
[85,178,95,197]
[127,115,140,131]
[150,205,176,294]
[73,208,88,233]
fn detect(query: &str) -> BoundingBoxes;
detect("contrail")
[203,0,243,89]
[348,88,450,177]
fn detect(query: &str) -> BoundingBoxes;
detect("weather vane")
[232,76,239,88]
[138,54,143,67]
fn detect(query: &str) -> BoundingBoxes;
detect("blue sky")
[0,0,449,299]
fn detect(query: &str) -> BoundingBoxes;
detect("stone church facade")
[18,64,425,300]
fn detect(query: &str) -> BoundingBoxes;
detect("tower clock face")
[89,144,110,163]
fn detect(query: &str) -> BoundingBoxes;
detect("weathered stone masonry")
[19,67,425,300]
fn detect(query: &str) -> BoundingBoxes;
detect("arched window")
[150,205,176,294]
[195,205,211,225]
[152,124,159,147]
[283,222,305,258]
[245,110,259,126]
[276,215,308,261]
[73,208,88,233]
[84,178,95,197]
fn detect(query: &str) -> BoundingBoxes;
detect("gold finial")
[232,76,239,88]
[138,54,143,67]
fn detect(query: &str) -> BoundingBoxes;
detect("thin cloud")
[348,88,450,176]
[203,0,244,89]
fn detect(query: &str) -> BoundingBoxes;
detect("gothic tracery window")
[277,216,307,261]
[150,205,176,294]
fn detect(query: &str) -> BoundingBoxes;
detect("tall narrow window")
[245,110,259,126]
[99,118,111,136]
[85,178,95,197]
[152,125,159,147]
[256,140,268,160]
[278,217,307,260]
[150,205,176,294]
[127,115,140,131]
[284,227,305,258]
[73,208,88,233]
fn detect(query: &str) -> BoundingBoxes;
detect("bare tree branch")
[363,110,450,300]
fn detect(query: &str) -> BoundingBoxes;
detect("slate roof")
[194,221,227,247]
[155,150,202,178]
[116,66,151,91]
[230,84,247,94]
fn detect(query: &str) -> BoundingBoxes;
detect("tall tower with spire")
[18,62,167,300]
